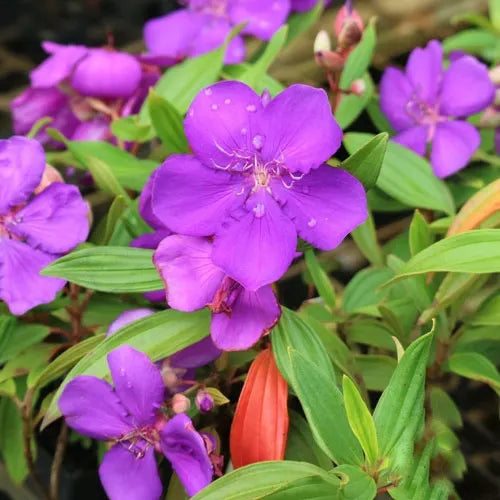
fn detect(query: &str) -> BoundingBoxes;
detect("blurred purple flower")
[0,137,89,314]
[380,40,495,177]
[59,345,213,499]
[143,0,291,65]
[291,0,331,12]
[150,81,367,291]
[154,235,281,350]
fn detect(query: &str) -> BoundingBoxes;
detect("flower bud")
[350,78,366,96]
[314,50,345,72]
[313,30,331,54]
[171,393,191,414]
[34,164,64,195]
[334,4,364,50]
[195,390,214,413]
[489,65,500,86]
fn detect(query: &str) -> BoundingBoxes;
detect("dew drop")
[246,104,257,112]
[253,203,265,218]
[120,367,126,376]
[307,218,317,228]
[188,109,194,117]
[252,135,264,150]
[224,98,231,104]
[204,88,213,96]
[211,104,218,111]
[240,127,247,135]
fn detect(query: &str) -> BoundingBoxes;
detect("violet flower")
[150,81,367,291]
[11,42,160,145]
[143,0,291,65]
[291,0,331,13]
[0,137,89,315]
[59,345,213,499]
[380,40,495,177]
[154,235,281,350]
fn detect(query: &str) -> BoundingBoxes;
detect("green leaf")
[351,211,383,266]
[334,464,377,500]
[373,332,433,457]
[286,0,324,44]
[222,64,284,95]
[355,354,396,391]
[443,29,498,54]
[288,347,364,465]
[452,326,500,365]
[340,132,387,190]
[335,73,374,130]
[366,96,394,134]
[409,210,433,256]
[27,116,53,139]
[304,250,336,310]
[385,230,500,284]
[0,319,50,365]
[101,195,130,245]
[110,115,154,142]
[339,19,376,90]
[272,307,336,385]
[470,292,500,325]
[342,376,379,465]
[490,0,500,29]
[239,25,288,90]
[192,460,340,500]
[445,352,500,389]
[43,309,210,428]
[344,133,455,215]
[429,387,462,429]
[346,320,396,352]
[41,246,163,293]
[87,155,131,199]
[0,343,55,384]
[148,91,189,153]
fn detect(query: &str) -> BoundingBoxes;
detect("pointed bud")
[171,393,190,414]
[314,50,345,72]
[334,4,364,50]
[350,78,366,96]
[489,65,500,86]
[195,390,214,413]
[34,164,64,195]
[314,30,331,54]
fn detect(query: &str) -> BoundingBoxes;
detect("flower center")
[0,207,22,240]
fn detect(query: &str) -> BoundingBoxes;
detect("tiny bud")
[314,50,345,72]
[489,65,500,86]
[334,4,364,50]
[350,78,366,96]
[195,390,214,413]
[313,30,331,54]
[34,164,64,194]
[171,393,190,414]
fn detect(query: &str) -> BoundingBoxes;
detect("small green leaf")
[366,96,394,134]
[340,132,387,190]
[110,115,154,142]
[470,292,500,325]
[409,210,433,256]
[286,0,324,44]
[0,319,50,365]
[355,354,396,391]
[222,64,284,95]
[86,156,131,199]
[205,387,229,406]
[490,0,500,29]
[41,247,163,293]
[342,376,379,465]
[304,250,336,310]
[446,352,500,389]
[443,29,498,55]
[102,195,130,245]
[429,387,462,429]
[334,464,377,500]
[351,211,384,266]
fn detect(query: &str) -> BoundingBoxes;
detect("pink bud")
[195,390,214,413]
[34,164,64,195]
[350,78,366,96]
[334,4,364,50]
[489,65,500,86]
[314,50,345,72]
[171,393,191,414]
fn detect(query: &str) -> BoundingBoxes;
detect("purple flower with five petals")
[143,0,291,65]
[0,137,89,315]
[59,345,213,499]
[150,81,367,291]
[380,40,495,178]
[154,235,281,350]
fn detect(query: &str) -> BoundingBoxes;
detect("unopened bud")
[350,78,366,96]
[314,30,331,54]
[334,4,364,50]
[314,50,345,72]
[171,393,190,414]
[195,390,214,413]
[34,164,64,194]
[490,65,500,86]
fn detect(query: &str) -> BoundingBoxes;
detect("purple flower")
[0,137,89,315]
[150,81,367,291]
[59,345,213,499]
[143,0,291,65]
[291,0,331,13]
[154,235,281,350]
[380,40,495,177]
[195,390,215,413]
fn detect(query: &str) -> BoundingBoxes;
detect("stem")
[472,149,500,167]
[49,423,69,500]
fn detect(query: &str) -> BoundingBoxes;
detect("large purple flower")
[380,40,495,178]
[59,345,213,499]
[11,42,160,145]
[0,137,89,315]
[150,81,367,291]
[143,0,291,65]
[291,0,331,12]
[154,235,281,350]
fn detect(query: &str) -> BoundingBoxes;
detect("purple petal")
[154,235,224,311]
[170,336,221,369]
[71,117,110,141]
[160,414,213,497]
[107,346,165,427]
[212,192,297,290]
[30,44,88,88]
[393,125,429,156]
[0,239,65,315]
[291,0,331,11]
[229,0,290,40]
[379,67,415,131]
[430,121,480,178]
[59,375,132,440]
[71,49,142,99]
[138,170,166,230]
[439,56,496,118]
[8,183,89,254]
[259,84,341,174]
[131,230,171,251]
[405,40,442,105]
[211,284,280,350]
[0,136,45,213]
[99,444,162,500]
[184,81,263,171]
[272,164,367,250]
[152,155,246,236]
[107,308,155,336]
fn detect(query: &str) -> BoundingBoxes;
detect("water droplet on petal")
[308,218,317,228]
[246,104,257,112]
[253,203,265,218]
[204,88,213,96]
[252,135,264,150]
[188,109,194,117]
[211,104,218,111]
[241,127,247,135]
[224,98,231,104]
[120,367,126,376]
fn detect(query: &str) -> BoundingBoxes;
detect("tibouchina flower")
[59,345,213,499]
[154,235,281,350]
[143,0,291,65]
[0,137,89,314]
[291,0,331,13]
[11,42,159,145]
[151,81,367,291]
[380,40,495,177]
